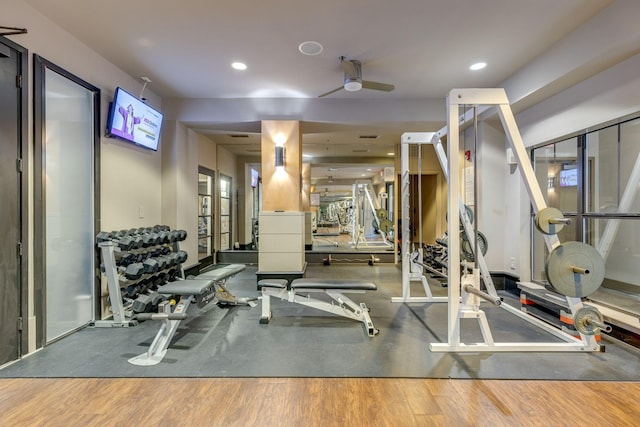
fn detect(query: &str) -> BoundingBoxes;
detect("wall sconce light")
[547,175,556,191]
[275,145,285,170]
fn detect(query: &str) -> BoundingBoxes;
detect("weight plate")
[545,241,605,298]
[376,209,389,220]
[573,306,604,335]
[460,230,488,262]
[379,219,393,233]
[535,207,567,235]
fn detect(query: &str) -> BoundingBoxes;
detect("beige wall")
[261,120,302,211]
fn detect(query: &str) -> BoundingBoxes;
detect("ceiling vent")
[352,149,369,153]
[229,134,250,138]
[359,135,379,139]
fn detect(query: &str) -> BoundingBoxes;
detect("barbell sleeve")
[571,266,590,275]
[463,284,501,306]
[549,217,572,225]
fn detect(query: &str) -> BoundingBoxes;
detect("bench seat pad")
[197,264,246,281]
[258,279,288,289]
[291,278,377,291]
[158,279,215,296]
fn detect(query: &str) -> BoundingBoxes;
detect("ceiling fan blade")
[318,86,344,98]
[362,80,395,92]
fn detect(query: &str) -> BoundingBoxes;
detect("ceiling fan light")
[344,78,362,91]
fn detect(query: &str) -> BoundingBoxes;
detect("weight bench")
[195,264,252,306]
[258,278,379,337]
[129,264,247,366]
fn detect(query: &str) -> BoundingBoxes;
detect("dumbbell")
[155,256,169,270]
[143,258,160,274]
[132,293,153,313]
[175,250,188,264]
[175,230,187,241]
[115,252,137,267]
[141,233,160,247]
[160,246,171,255]
[166,252,180,267]
[124,263,145,280]
[157,231,170,244]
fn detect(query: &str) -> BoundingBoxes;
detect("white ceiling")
[22,0,614,187]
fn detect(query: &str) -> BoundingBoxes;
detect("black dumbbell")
[166,252,179,267]
[124,263,144,280]
[117,236,135,251]
[160,246,171,255]
[96,231,116,244]
[116,252,137,267]
[175,250,188,264]
[143,258,160,274]
[132,294,153,313]
[155,256,169,270]
[175,230,187,241]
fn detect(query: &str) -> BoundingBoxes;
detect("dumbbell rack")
[92,229,188,328]
[94,241,138,327]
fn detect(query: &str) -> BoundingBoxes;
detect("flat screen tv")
[106,87,163,151]
[250,168,259,188]
[559,168,578,187]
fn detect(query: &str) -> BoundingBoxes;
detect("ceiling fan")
[319,56,395,97]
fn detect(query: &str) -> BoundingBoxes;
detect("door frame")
[0,36,28,359]
[33,55,101,347]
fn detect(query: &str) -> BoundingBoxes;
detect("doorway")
[34,56,100,344]
[0,37,27,366]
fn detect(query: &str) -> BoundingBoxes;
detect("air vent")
[359,135,379,139]
[352,149,369,153]
[246,148,261,153]
[229,134,250,138]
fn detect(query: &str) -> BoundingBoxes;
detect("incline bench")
[128,264,248,366]
[258,278,379,337]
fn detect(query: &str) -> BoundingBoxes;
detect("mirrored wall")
[531,114,640,312]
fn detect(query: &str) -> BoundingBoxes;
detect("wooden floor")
[1,378,638,426]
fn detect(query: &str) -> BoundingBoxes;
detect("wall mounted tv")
[559,168,578,187]
[106,87,163,151]
[250,168,260,188]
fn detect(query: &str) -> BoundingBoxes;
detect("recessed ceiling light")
[387,152,394,156]
[470,62,487,71]
[303,154,313,158]
[298,41,323,56]
[232,62,247,70]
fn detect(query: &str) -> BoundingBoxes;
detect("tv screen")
[559,168,578,187]
[250,168,259,188]
[106,87,163,151]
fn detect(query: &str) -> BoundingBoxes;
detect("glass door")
[220,174,232,250]
[198,167,215,266]
[34,56,100,343]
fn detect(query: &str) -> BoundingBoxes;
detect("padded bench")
[129,264,247,366]
[259,278,379,337]
[195,264,250,306]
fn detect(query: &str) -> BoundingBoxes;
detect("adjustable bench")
[195,264,251,305]
[128,264,247,366]
[258,278,379,337]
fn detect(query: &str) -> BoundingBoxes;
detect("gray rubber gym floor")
[2,264,639,380]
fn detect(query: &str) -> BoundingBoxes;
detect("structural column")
[258,120,306,282]
[260,120,302,211]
